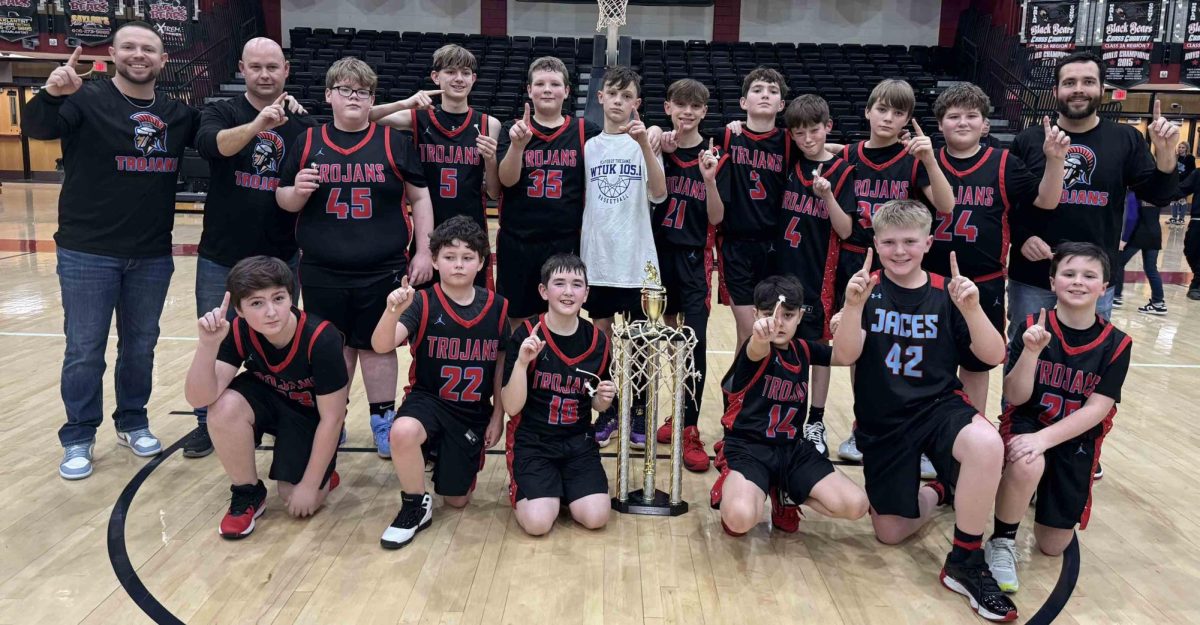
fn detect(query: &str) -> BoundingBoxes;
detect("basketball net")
[597,0,628,66]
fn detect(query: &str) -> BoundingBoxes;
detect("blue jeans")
[192,254,299,424]
[1114,247,1164,302]
[1007,280,1114,342]
[57,248,174,447]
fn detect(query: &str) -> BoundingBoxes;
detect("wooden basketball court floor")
[1,181,1197,625]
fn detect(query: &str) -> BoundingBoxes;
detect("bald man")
[189,37,318,457]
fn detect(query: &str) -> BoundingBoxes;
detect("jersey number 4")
[528,169,563,199]
[933,209,980,242]
[439,366,484,402]
[325,187,373,219]
[885,344,924,378]
[766,405,799,439]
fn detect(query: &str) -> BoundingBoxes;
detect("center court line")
[3,331,1198,368]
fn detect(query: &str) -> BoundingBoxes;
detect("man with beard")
[187,38,318,458]
[22,22,200,480]
[1009,51,1178,328]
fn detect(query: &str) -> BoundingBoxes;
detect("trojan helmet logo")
[1062,144,1096,189]
[251,130,285,174]
[129,112,168,157]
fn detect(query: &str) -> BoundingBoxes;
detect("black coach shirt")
[1009,119,1176,287]
[22,79,200,258]
[196,95,318,266]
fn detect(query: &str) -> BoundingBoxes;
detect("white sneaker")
[116,428,162,457]
[59,443,95,480]
[803,422,828,456]
[920,454,938,480]
[985,537,1019,593]
[380,493,433,549]
[837,433,862,462]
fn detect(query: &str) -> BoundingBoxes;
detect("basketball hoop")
[597,0,629,66]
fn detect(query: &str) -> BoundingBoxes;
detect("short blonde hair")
[872,199,932,236]
[325,56,377,93]
[866,79,915,117]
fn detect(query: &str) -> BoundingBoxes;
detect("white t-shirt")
[581,132,666,288]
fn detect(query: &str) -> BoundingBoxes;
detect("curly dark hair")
[429,215,490,260]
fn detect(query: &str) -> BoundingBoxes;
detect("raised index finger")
[523,102,531,124]
[1154,99,1162,119]
[950,251,960,278]
[633,109,641,122]
[425,89,444,98]
[912,119,925,136]
[273,91,288,106]
[66,46,83,68]
[862,247,874,274]
[1036,307,1046,327]
[218,291,231,317]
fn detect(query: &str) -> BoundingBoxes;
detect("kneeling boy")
[185,256,349,539]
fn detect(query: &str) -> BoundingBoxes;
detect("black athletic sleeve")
[833,163,857,228]
[502,323,530,385]
[310,327,350,395]
[1094,339,1131,402]
[497,304,512,351]
[953,304,994,372]
[388,127,427,187]
[185,104,201,149]
[1125,127,1178,206]
[1003,317,1030,376]
[496,119,515,164]
[398,292,427,340]
[195,99,234,161]
[1003,153,1044,208]
[280,130,305,186]
[216,328,246,368]
[806,340,833,367]
[21,91,82,140]
[915,159,931,189]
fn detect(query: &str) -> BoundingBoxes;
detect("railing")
[158,0,263,106]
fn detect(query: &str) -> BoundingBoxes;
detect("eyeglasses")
[332,85,373,100]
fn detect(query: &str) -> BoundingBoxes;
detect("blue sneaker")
[594,410,617,448]
[371,409,396,458]
[59,443,94,480]
[116,428,161,457]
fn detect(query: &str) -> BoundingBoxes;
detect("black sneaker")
[1188,288,1200,301]
[219,480,268,539]
[183,424,214,458]
[1137,300,1168,315]
[940,550,1018,621]
[380,492,433,549]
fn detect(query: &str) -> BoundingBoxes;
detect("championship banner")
[1024,1,1080,87]
[0,0,38,43]
[1100,1,1163,88]
[64,0,118,47]
[1183,1,1200,88]
[140,0,194,50]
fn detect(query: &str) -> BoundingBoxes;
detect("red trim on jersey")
[1079,421,1113,530]
[841,242,867,254]
[307,320,331,360]
[722,127,732,154]
[497,297,509,335]
[973,270,1007,283]
[720,354,771,430]
[820,225,841,340]
[577,118,586,159]
[998,149,1012,278]
[909,157,919,189]
[1110,334,1133,364]
[232,317,246,361]
[321,123,377,156]
[1048,310,1115,356]
[797,339,812,365]
[998,404,1017,443]
[298,127,314,170]
[433,283,495,328]
[404,291,432,395]
[409,108,420,148]
[855,141,911,172]
[530,115,573,142]
[740,126,780,141]
[505,408,522,508]
[776,342,804,374]
[937,146,995,177]
[715,232,731,306]
[928,272,946,290]
[384,125,404,180]
[704,225,716,312]
[248,310,307,374]
[669,152,699,168]
[427,107,475,138]
[538,313,601,366]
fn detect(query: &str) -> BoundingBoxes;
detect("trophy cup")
[610,262,700,516]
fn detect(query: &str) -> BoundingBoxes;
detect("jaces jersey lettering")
[1002,310,1131,440]
[498,117,592,239]
[926,147,1012,280]
[777,157,854,338]
[841,142,924,249]
[721,127,791,238]
[510,316,610,437]
[292,123,414,278]
[653,141,729,247]
[412,107,490,231]
[407,284,509,422]
[218,308,346,415]
[853,271,986,438]
[720,339,832,444]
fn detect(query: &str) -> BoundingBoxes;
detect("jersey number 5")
[439,169,458,198]
[325,187,373,219]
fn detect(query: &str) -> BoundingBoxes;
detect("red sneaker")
[682,426,710,472]
[219,480,268,539]
[327,471,340,492]
[656,418,673,444]
[769,487,803,534]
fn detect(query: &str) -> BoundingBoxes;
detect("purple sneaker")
[630,406,646,450]
[594,410,617,448]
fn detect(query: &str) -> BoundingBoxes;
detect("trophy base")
[612,490,689,516]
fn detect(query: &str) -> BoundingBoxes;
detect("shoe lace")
[684,429,706,454]
[64,444,90,462]
[128,428,154,443]
[804,422,826,446]
[229,485,260,517]
[990,540,1017,572]
[392,498,425,528]
[371,414,394,439]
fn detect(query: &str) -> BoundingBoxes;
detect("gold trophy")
[611,262,699,516]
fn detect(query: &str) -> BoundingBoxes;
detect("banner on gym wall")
[64,0,118,47]
[0,0,38,43]
[1183,1,1200,88]
[1024,1,1080,87]
[1100,1,1163,88]
[140,0,194,50]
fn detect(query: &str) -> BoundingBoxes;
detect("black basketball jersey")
[498,117,592,240]
[411,107,490,232]
[509,315,611,437]
[721,126,791,239]
[841,141,924,250]
[290,123,418,286]
[777,156,855,336]
[1002,310,1131,440]
[853,271,987,439]
[926,147,1012,280]
[653,141,729,247]
[218,308,348,415]
[720,338,832,444]
[406,284,509,422]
